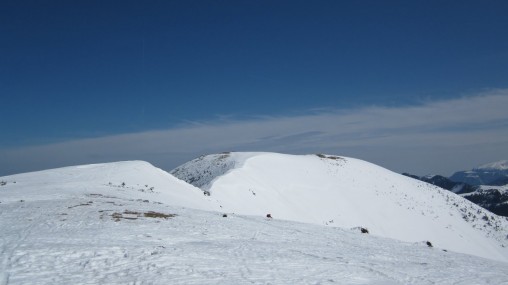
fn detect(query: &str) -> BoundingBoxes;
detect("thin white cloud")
[1,89,508,176]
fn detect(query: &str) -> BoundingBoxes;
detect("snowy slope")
[172,152,508,262]
[479,184,508,193]
[1,176,508,284]
[460,185,508,217]
[0,161,219,212]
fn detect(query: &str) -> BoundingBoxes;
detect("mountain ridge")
[403,173,508,217]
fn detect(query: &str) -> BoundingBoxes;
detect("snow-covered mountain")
[450,160,508,185]
[403,173,508,217]
[0,162,508,285]
[171,152,508,262]
[460,185,508,217]
[402,173,478,194]
[478,160,508,171]
[0,160,218,212]
[2,158,508,284]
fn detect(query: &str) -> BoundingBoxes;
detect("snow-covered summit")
[451,160,508,185]
[475,160,508,171]
[172,152,508,262]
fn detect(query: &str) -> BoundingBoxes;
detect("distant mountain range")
[449,160,508,185]
[403,160,508,217]
[401,173,478,194]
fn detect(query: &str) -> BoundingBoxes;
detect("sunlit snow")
[1,154,508,284]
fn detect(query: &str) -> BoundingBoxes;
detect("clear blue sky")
[1,1,508,176]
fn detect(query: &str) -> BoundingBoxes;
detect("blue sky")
[1,1,508,176]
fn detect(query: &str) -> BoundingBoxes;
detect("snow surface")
[0,161,217,212]
[478,184,508,194]
[172,152,508,262]
[1,165,508,284]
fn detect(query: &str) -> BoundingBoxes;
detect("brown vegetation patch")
[68,201,93,209]
[316,154,344,160]
[111,210,176,221]
[87,193,118,199]
[144,211,176,219]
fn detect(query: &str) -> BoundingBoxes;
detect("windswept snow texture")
[1,168,508,284]
[172,153,508,262]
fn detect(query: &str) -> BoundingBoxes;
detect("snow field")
[1,194,508,285]
[1,155,508,284]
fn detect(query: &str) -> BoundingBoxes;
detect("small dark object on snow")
[222,214,227,217]
[266,214,272,218]
[360,227,369,234]
[203,191,210,196]
[426,241,433,247]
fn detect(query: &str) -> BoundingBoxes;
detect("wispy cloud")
[2,89,508,176]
